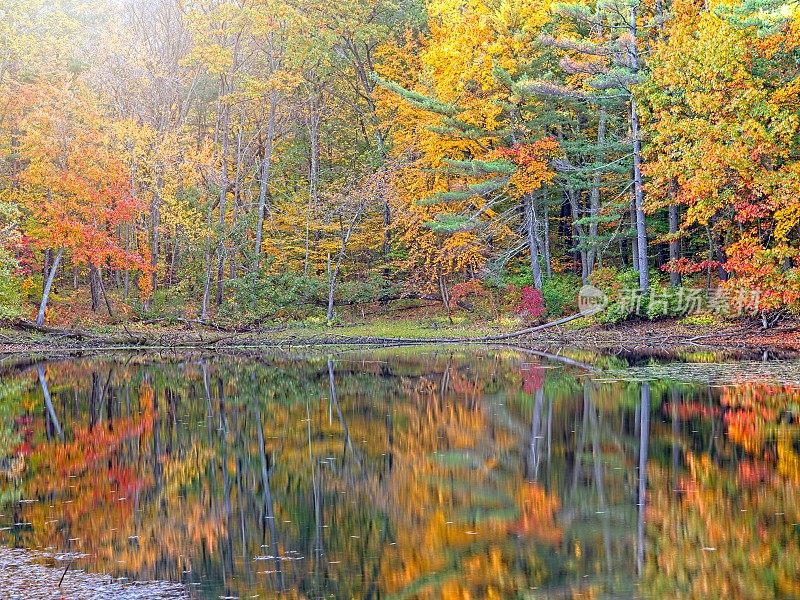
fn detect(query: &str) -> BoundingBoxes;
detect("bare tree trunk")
[124,223,134,299]
[527,387,545,481]
[215,82,230,307]
[201,201,213,321]
[629,8,649,291]
[149,174,162,306]
[254,91,278,271]
[326,203,365,321]
[543,187,552,277]
[167,231,179,287]
[438,267,452,324]
[97,268,114,317]
[89,263,102,312]
[229,109,244,281]
[636,382,650,576]
[256,408,285,591]
[630,186,639,274]
[36,248,63,326]
[631,98,648,291]
[668,202,681,287]
[525,194,543,290]
[567,188,589,283]
[587,110,606,276]
[305,92,320,276]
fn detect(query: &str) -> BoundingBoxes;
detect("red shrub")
[516,286,545,321]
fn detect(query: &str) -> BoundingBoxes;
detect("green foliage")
[442,158,516,175]
[495,264,580,317]
[336,274,393,305]
[591,267,692,324]
[419,177,508,205]
[0,249,22,320]
[221,270,324,321]
[541,273,581,317]
[424,213,475,232]
[134,287,187,322]
[371,73,459,116]
[500,262,534,288]
[644,285,690,320]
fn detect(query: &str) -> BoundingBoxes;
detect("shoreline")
[0,547,188,599]
[1,318,798,359]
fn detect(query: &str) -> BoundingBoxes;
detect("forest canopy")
[1,0,799,328]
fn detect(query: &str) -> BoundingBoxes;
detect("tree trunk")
[629,8,649,291]
[254,91,278,271]
[305,92,320,275]
[637,382,650,576]
[38,365,63,440]
[525,194,544,290]
[587,110,607,276]
[438,269,452,324]
[256,407,285,590]
[567,188,589,283]
[668,202,681,286]
[543,187,552,277]
[149,175,161,305]
[89,263,102,312]
[326,203,365,321]
[36,248,63,326]
[215,89,229,307]
[201,200,213,321]
[629,190,639,274]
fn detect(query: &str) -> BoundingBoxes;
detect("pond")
[1,348,799,599]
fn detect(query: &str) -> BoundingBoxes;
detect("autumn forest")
[4,1,800,597]
[1,0,799,334]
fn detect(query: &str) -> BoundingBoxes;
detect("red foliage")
[738,460,774,487]
[449,279,484,307]
[520,364,545,393]
[661,257,722,274]
[5,235,35,276]
[494,137,560,165]
[516,286,545,321]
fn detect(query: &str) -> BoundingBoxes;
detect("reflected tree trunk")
[587,384,613,577]
[328,360,356,462]
[637,382,650,576]
[527,387,544,481]
[37,364,63,440]
[256,408,284,592]
[571,391,590,494]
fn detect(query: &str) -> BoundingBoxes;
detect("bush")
[0,250,22,320]
[336,274,391,305]
[541,273,581,317]
[221,270,324,321]
[516,286,546,321]
[502,262,535,288]
[590,267,694,324]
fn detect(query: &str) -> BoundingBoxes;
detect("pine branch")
[370,73,459,116]
[418,177,509,205]
[443,158,516,175]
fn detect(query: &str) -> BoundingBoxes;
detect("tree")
[9,82,148,324]
[644,0,800,316]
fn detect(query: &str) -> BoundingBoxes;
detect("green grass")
[291,317,503,339]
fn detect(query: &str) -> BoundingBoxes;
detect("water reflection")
[0,349,798,598]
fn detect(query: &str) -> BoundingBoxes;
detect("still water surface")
[1,348,799,598]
